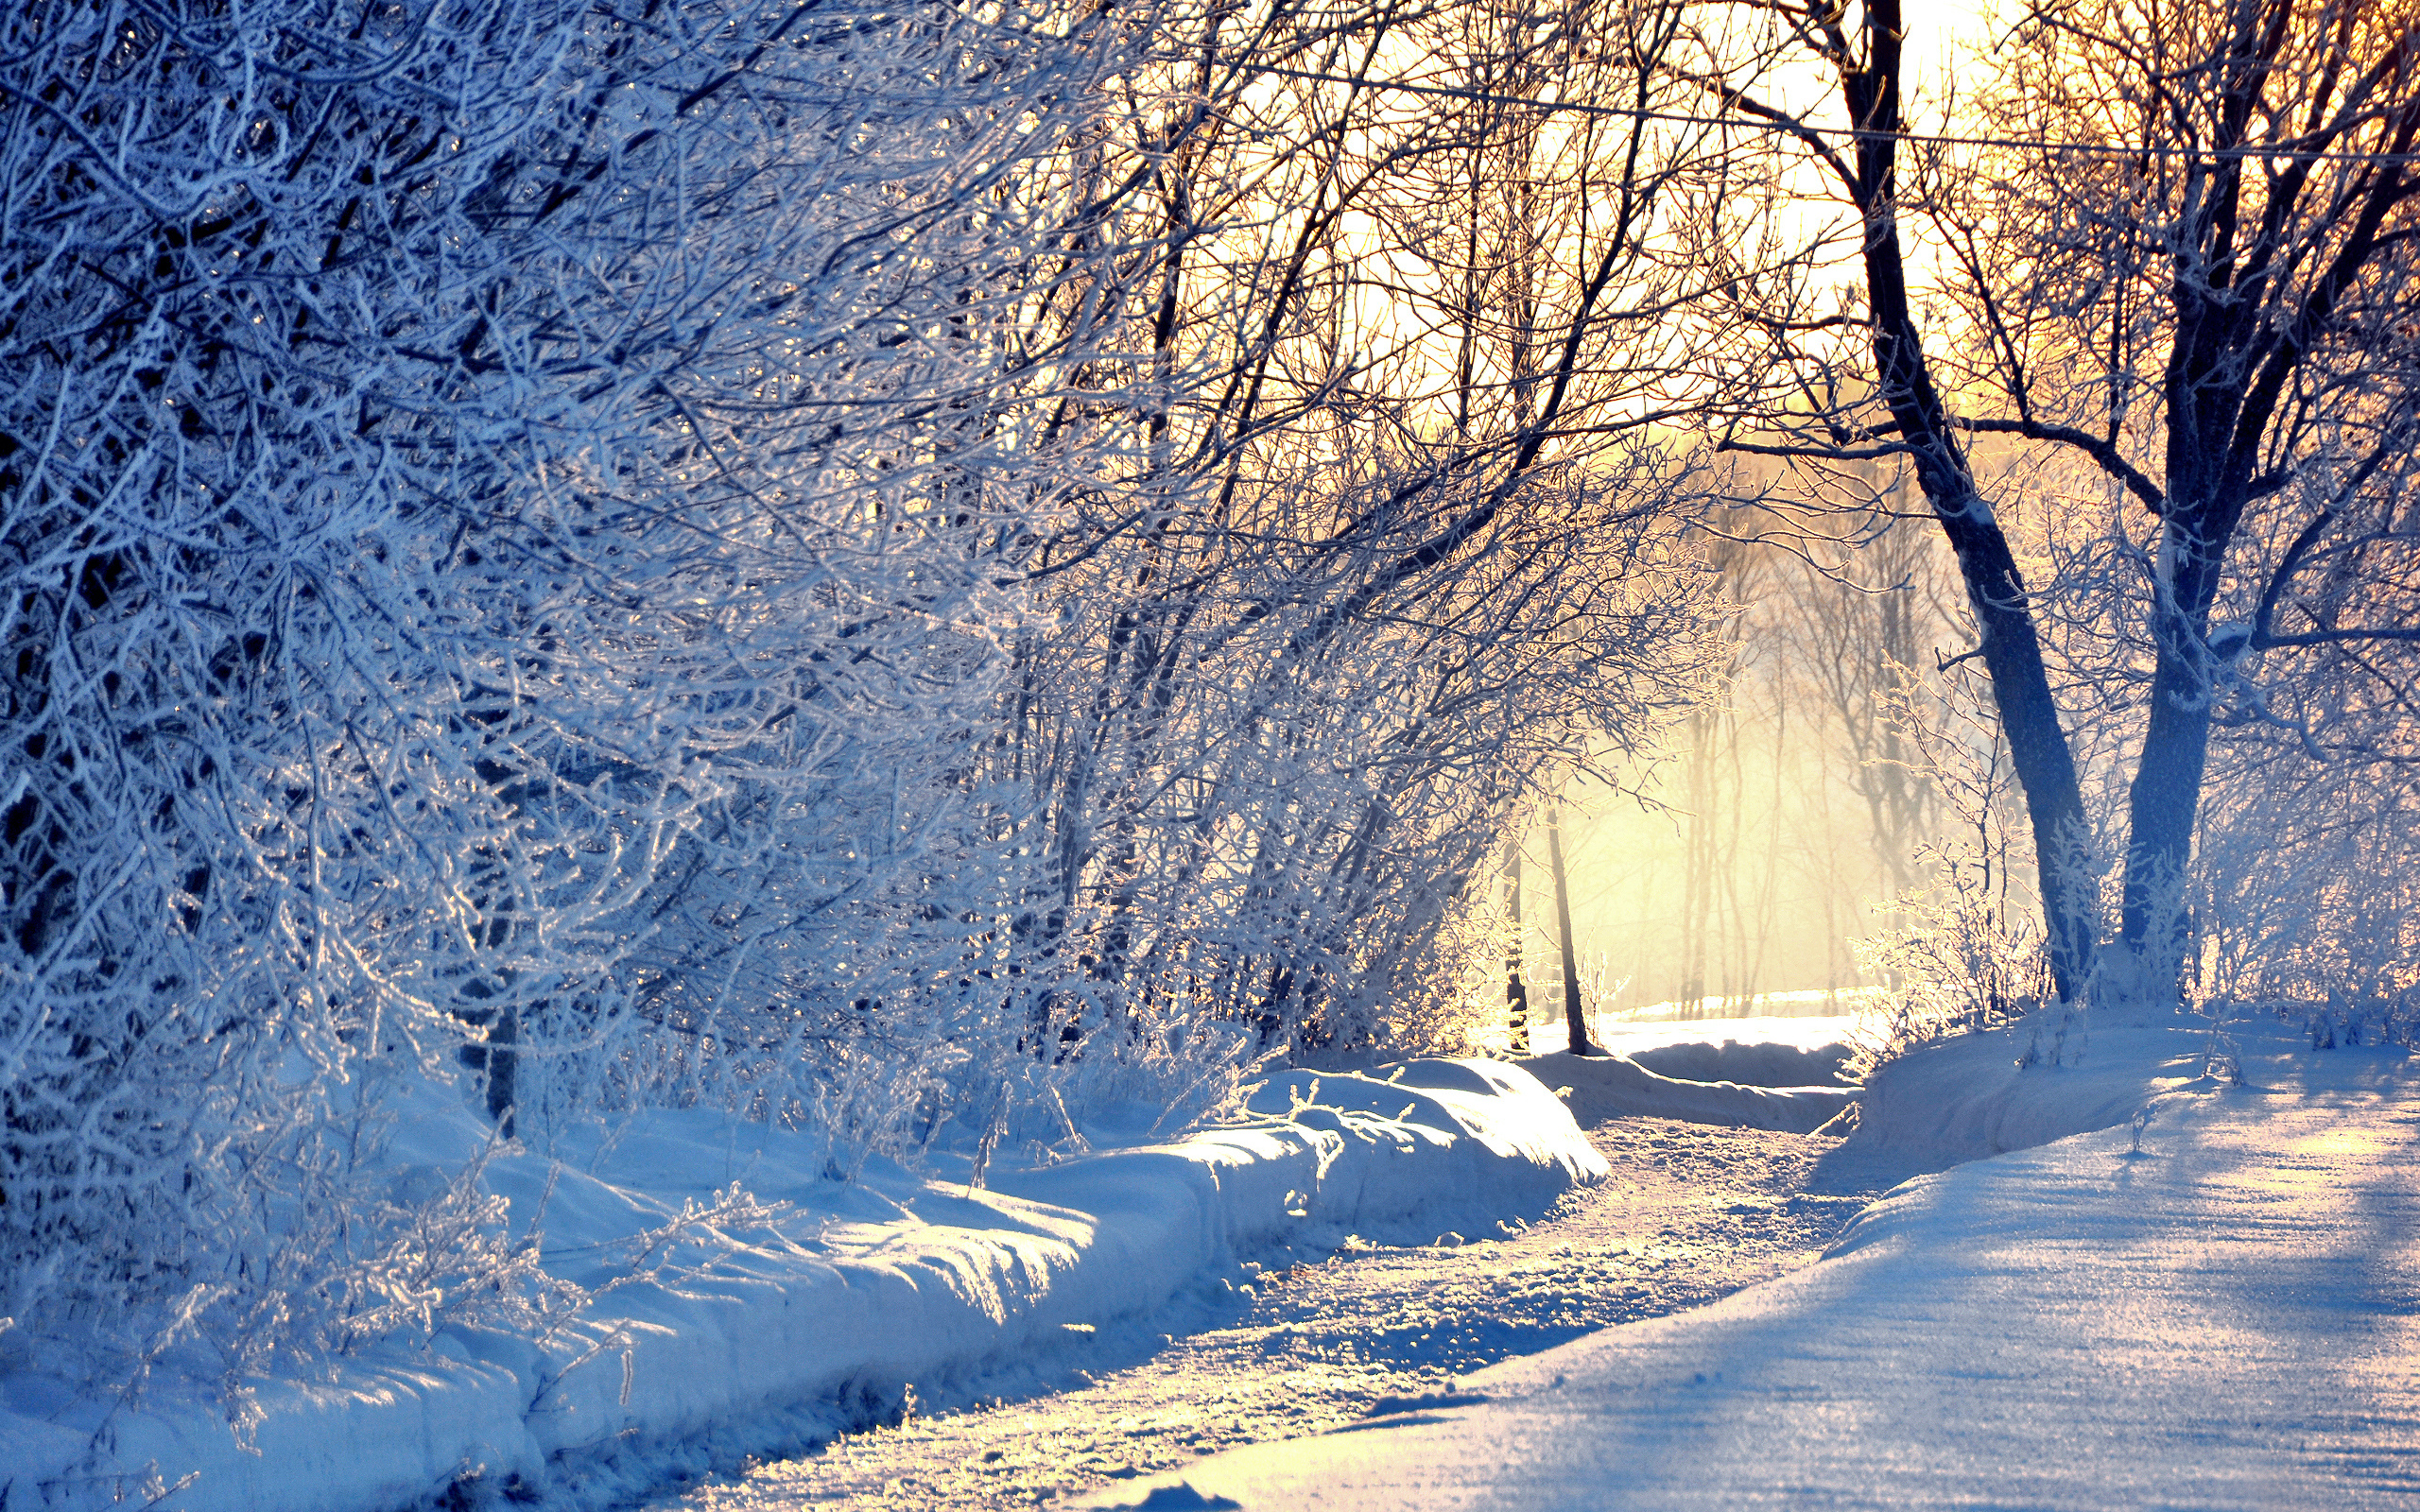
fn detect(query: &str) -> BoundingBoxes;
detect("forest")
[1,0,2415,1461]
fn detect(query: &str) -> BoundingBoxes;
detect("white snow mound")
[0,1059,1598,1512]
[1515,1050,1854,1133]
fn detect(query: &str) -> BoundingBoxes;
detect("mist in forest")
[1541,515,1990,1014]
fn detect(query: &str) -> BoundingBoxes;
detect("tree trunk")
[1507,838,1530,1052]
[2116,524,2224,1001]
[1677,706,1713,1012]
[1837,0,2096,1001]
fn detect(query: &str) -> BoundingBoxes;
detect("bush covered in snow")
[0,0,1176,1399]
[0,0,1717,1417]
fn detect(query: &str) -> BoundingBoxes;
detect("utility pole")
[1507,836,1530,1053]
[1548,810,1593,1056]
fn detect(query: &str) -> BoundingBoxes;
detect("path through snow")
[657,1117,1910,1512]
[1080,1032,2420,1510]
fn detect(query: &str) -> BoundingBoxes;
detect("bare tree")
[0,0,1177,1375]
[988,0,1728,1063]
[1685,0,2420,1005]
[1545,808,1594,1052]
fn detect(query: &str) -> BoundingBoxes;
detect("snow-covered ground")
[21,1005,2398,1512]
[1502,1010,1863,1133]
[1517,1050,1855,1133]
[1609,990,1886,1026]
[0,1061,1607,1512]
[1083,1014,2420,1510]
[1503,1005,1866,1075]
[1590,1010,1864,1061]
[1468,994,1879,1062]
[656,1115,1886,1512]
[0,1015,1885,1512]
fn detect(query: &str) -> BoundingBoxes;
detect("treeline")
[1558,0,2420,1037]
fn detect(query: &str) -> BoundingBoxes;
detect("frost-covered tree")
[0,0,1162,1373]
[980,0,1724,1072]
[0,0,1726,1401]
[1683,0,2420,1005]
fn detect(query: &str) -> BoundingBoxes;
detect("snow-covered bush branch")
[0,0,1725,1425]
[0,0,1165,1386]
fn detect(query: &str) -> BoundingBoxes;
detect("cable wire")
[1244,63,2420,167]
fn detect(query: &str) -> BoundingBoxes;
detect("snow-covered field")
[1518,1050,1855,1133]
[1503,1009,1862,1132]
[1589,1010,1865,1060]
[13,1006,2406,1512]
[1504,1005,1866,1080]
[1086,1014,2420,1510]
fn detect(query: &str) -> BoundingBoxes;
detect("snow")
[670,1115,1877,1511]
[1502,1012,1866,1134]
[1589,1011,1866,1059]
[25,1005,2407,1512]
[1475,997,1876,1062]
[1512,1010,1863,1088]
[1080,1015,2420,1510]
[1515,1052,1854,1133]
[1611,989,1888,1024]
[0,1060,1601,1512]
[1847,1011,2213,1164]
[1623,1039,1852,1087]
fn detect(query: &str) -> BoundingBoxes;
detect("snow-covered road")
[1084,1028,2420,1511]
[654,1117,1905,1512]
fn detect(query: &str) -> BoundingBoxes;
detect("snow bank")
[1511,1012,1864,1088]
[1624,1040,1852,1087]
[1515,1050,1855,1133]
[1610,988,1887,1024]
[1086,1021,2420,1510]
[0,1060,1599,1512]
[1531,1005,2282,1153]
[1848,1014,2226,1163]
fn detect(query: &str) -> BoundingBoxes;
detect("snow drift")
[1515,1051,1855,1133]
[1092,1018,2420,1510]
[1849,1013,2227,1162]
[0,1059,1600,1512]
[1625,1040,1854,1088]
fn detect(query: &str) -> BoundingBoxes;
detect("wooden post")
[1507,837,1530,1053]
[1548,810,1592,1056]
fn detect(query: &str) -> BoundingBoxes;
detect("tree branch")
[1951,417,2168,514]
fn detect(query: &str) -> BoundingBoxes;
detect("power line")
[1245,63,2420,168]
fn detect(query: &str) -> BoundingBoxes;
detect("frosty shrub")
[0,0,1724,1413]
[2193,755,2420,1011]
[1847,662,2071,1077]
[0,0,1160,1388]
[965,0,1733,1096]
[1852,852,2060,1079]
[2186,730,2420,1054]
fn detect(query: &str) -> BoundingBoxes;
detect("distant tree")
[1547,809,1594,1053]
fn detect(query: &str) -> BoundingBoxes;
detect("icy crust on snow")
[1087,1022,2420,1511]
[0,1059,1600,1512]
